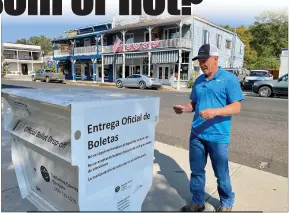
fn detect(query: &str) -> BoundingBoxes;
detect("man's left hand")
[200,109,218,120]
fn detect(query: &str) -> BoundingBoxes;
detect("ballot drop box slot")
[2,88,160,211]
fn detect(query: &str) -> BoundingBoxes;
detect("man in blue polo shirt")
[173,44,244,212]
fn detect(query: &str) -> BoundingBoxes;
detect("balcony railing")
[54,46,102,57]
[74,45,102,56]
[102,38,192,54]
[3,54,17,59]
[54,50,72,57]
[18,55,33,60]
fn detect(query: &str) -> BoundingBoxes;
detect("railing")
[3,54,17,59]
[54,46,102,57]
[102,38,192,54]
[54,50,71,57]
[74,45,101,56]
[18,55,33,60]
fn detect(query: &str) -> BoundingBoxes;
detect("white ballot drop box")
[2,88,160,211]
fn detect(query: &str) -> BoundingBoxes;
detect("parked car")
[252,73,288,97]
[243,70,273,90]
[115,74,161,90]
[32,68,65,83]
[224,68,247,85]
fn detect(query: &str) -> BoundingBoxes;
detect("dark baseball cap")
[192,44,219,61]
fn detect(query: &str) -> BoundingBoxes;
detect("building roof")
[103,16,192,34]
[2,42,42,51]
[64,22,112,33]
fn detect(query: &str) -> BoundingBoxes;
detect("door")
[158,65,170,85]
[123,75,138,87]
[35,68,45,80]
[84,38,91,47]
[275,74,288,94]
[21,64,28,75]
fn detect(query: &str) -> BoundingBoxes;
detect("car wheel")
[258,86,272,97]
[32,76,36,82]
[46,77,50,83]
[116,80,123,88]
[139,81,146,90]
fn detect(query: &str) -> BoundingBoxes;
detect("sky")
[1,0,288,42]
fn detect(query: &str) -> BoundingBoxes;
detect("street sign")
[47,61,53,67]
[2,88,160,211]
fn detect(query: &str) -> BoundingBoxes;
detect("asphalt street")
[1,80,288,177]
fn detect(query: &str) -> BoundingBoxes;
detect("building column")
[71,40,75,57]
[177,21,183,91]
[16,51,19,73]
[122,30,127,78]
[147,26,153,76]
[91,58,98,83]
[101,34,105,83]
[56,61,59,73]
[71,60,76,82]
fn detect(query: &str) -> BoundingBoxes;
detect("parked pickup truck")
[32,68,65,83]
[243,70,273,90]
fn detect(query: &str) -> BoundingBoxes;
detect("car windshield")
[250,71,268,77]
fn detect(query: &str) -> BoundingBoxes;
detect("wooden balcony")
[102,38,192,54]
[74,45,102,56]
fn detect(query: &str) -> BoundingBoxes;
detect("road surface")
[2,80,288,177]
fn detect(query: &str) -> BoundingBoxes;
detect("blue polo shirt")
[190,67,244,143]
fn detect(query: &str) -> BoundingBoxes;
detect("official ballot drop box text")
[2,88,160,211]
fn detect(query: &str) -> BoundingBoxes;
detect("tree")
[235,26,258,69]
[16,35,53,55]
[249,10,288,59]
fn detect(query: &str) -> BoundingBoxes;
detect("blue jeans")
[189,136,235,208]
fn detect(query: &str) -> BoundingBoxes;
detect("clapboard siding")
[192,19,245,68]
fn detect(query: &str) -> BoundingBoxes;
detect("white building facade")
[2,43,44,75]
[101,15,245,86]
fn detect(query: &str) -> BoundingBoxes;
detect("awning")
[152,50,179,64]
[126,53,148,59]
[103,54,123,65]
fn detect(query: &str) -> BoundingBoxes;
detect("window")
[217,34,222,49]
[226,40,231,49]
[125,33,134,44]
[182,52,190,63]
[239,45,242,54]
[164,28,179,40]
[280,74,288,81]
[103,37,107,46]
[203,30,209,44]
[144,32,159,41]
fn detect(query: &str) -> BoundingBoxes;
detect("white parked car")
[243,70,273,90]
[115,74,161,90]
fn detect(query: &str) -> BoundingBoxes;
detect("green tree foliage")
[15,35,63,55]
[222,9,288,70]
[249,10,288,59]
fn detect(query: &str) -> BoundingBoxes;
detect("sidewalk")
[2,130,287,212]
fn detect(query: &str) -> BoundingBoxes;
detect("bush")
[187,78,194,88]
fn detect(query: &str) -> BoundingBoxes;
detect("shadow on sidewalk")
[142,149,220,211]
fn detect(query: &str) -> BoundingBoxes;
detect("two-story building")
[51,22,112,82]
[2,43,44,75]
[101,15,245,86]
